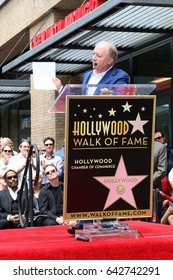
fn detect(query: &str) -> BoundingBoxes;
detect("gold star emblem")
[108,108,116,116]
[122,102,132,112]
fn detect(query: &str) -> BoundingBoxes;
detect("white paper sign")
[32,62,56,90]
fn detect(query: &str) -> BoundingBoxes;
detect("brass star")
[122,101,132,112]
[108,108,116,116]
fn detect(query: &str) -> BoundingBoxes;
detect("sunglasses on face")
[45,169,56,176]
[6,175,18,180]
[32,150,40,154]
[3,149,12,153]
[154,136,163,141]
[45,143,54,146]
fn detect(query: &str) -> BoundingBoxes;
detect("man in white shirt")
[53,40,129,95]
[40,137,63,186]
[10,139,30,187]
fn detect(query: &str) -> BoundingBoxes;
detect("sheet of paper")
[32,62,56,90]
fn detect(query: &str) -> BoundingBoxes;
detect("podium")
[49,84,157,239]
[49,84,156,113]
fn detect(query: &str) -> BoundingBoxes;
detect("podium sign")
[63,92,156,220]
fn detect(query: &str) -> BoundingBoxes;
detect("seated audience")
[154,131,173,175]
[160,168,173,225]
[153,140,167,223]
[160,201,173,225]
[160,176,172,218]
[32,171,42,212]
[0,169,25,229]
[31,170,44,226]
[38,163,66,226]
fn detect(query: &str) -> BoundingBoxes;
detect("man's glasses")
[3,149,12,153]
[45,169,56,176]
[45,143,54,146]
[154,136,163,141]
[6,175,18,180]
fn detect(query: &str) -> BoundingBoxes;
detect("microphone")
[53,73,82,94]
[67,73,82,84]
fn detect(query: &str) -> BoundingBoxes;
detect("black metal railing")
[18,144,40,227]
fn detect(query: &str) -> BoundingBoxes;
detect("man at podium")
[53,40,129,95]
[53,40,129,234]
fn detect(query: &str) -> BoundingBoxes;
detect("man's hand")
[56,216,68,225]
[56,216,63,225]
[52,77,62,92]
[9,214,20,224]
[40,160,46,168]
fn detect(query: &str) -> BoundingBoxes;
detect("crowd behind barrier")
[0,136,65,229]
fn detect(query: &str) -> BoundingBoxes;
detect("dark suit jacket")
[0,188,25,220]
[38,183,63,221]
[82,66,129,95]
[166,144,173,174]
[153,141,167,189]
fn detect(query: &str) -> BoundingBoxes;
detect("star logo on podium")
[93,156,147,210]
[128,113,149,134]
[108,108,116,116]
[122,101,132,112]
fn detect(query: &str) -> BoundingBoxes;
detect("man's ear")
[108,57,114,65]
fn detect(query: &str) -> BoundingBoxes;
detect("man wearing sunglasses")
[154,131,173,175]
[154,132,173,222]
[38,163,66,226]
[40,136,63,186]
[153,135,167,223]
[0,169,25,229]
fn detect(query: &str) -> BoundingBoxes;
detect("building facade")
[0,0,83,150]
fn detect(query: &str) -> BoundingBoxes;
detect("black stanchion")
[18,143,40,227]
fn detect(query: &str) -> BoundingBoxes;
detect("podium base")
[75,222,138,242]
